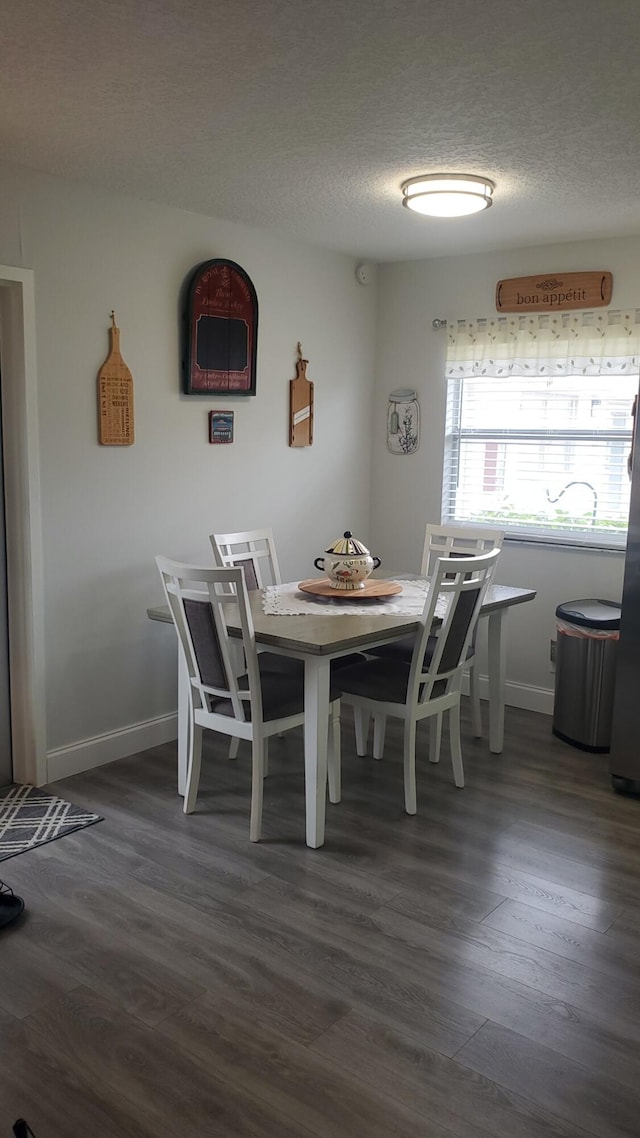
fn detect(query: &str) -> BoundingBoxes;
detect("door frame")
[0,266,46,785]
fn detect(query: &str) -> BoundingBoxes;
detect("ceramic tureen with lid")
[314,531,381,590]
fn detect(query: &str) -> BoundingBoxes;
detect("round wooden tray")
[298,578,402,601]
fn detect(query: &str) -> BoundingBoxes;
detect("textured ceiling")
[2,0,640,261]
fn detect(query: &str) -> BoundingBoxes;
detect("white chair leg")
[429,714,443,763]
[403,719,418,815]
[183,723,203,814]
[372,714,387,760]
[227,635,245,758]
[449,701,465,788]
[250,736,266,841]
[469,661,482,738]
[263,739,269,778]
[328,702,341,804]
[354,707,369,756]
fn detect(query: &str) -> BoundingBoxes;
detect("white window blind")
[443,310,640,549]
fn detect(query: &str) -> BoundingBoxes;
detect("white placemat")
[261,577,442,617]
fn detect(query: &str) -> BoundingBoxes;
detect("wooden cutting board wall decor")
[496,271,612,313]
[289,342,314,447]
[97,312,134,446]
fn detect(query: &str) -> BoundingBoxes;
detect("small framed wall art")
[387,388,419,454]
[183,259,258,396]
[209,410,234,444]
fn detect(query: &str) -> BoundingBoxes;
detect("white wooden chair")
[211,527,282,588]
[421,523,504,736]
[420,523,504,574]
[211,520,366,680]
[211,527,297,766]
[335,549,500,812]
[156,557,341,840]
[211,525,300,677]
[368,523,504,754]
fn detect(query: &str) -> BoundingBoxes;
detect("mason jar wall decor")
[387,388,419,454]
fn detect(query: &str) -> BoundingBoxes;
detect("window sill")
[504,535,626,554]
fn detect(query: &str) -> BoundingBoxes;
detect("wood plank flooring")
[2,704,640,1137]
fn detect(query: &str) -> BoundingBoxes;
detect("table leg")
[304,656,330,848]
[487,609,507,754]
[177,647,189,796]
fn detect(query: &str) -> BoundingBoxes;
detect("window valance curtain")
[446,309,640,377]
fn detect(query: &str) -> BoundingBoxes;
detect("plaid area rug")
[0,785,102,861]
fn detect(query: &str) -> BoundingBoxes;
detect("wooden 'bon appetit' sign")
[496,271,612,313]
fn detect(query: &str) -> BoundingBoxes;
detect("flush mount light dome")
[401,174,495,218]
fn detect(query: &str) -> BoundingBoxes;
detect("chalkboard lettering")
[184,260,258,395]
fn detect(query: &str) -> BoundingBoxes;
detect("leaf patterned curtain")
[446,309,640,377]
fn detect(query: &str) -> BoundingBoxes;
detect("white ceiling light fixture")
[401,173,495,218]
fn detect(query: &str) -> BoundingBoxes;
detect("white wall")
[0,162,377,775]
[371,237,640,712]
[3,157,635,772]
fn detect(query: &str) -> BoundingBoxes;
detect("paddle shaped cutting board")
[289,342,314,447]
[98,312,135,445]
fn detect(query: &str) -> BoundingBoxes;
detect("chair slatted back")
[409,549,500,705]
[210,528,282,590]
[421,523,504,577]
[156,557,263,725]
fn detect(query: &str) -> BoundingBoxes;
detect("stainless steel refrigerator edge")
[610,380,640,792]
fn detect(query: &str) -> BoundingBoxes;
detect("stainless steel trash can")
[552,599,621,753]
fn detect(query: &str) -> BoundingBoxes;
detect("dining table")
[148,576,536,849]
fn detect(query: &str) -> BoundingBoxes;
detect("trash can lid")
[555,598,621,629]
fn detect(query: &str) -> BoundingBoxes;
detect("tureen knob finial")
[344,530,352,538]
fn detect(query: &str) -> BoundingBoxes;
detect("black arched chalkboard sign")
[183,259,258,395]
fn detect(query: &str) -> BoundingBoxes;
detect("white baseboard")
[462,674,554,716]
[46,713,178,782]
[45,678,553,784]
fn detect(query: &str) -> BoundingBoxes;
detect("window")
[443,311,640,549]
